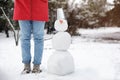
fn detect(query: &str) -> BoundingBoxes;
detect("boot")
[22,64,31,74]
[32,64,42,73]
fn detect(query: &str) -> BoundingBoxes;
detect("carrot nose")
[59,20,63,24]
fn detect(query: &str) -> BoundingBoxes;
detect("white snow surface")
[0,27,120,80]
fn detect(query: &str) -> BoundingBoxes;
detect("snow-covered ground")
[0,27,120,80]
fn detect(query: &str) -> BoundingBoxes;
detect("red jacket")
[13,0,49,21]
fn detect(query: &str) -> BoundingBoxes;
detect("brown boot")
[32,64,42,73]
[21,64,31,74]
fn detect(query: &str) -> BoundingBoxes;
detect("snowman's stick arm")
[0,7,19,46]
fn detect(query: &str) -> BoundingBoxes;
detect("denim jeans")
[18,20,45,65]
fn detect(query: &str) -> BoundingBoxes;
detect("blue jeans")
[18,20,45,65]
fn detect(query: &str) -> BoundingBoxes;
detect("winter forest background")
[0,0,120,36]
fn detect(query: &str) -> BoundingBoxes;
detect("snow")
[0,27,120,80]
[47,51,74,76]
[52,32,71,50]
[71,0,114,4]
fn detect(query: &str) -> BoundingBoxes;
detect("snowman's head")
[54,19,68,32]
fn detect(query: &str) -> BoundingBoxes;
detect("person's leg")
[32,21,45,73]
[32,21,45,65]
[19,20,32,73]
[18,20,32,65]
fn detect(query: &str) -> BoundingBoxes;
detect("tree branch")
[0,7,19,46]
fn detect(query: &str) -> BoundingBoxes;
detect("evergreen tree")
[107,0,120,26]
[67,0,107,35]
[0,0,13,19]
[0,0,14,32]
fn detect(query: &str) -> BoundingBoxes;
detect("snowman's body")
[47,19,75,76]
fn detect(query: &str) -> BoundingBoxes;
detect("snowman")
[47,8,75,76]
